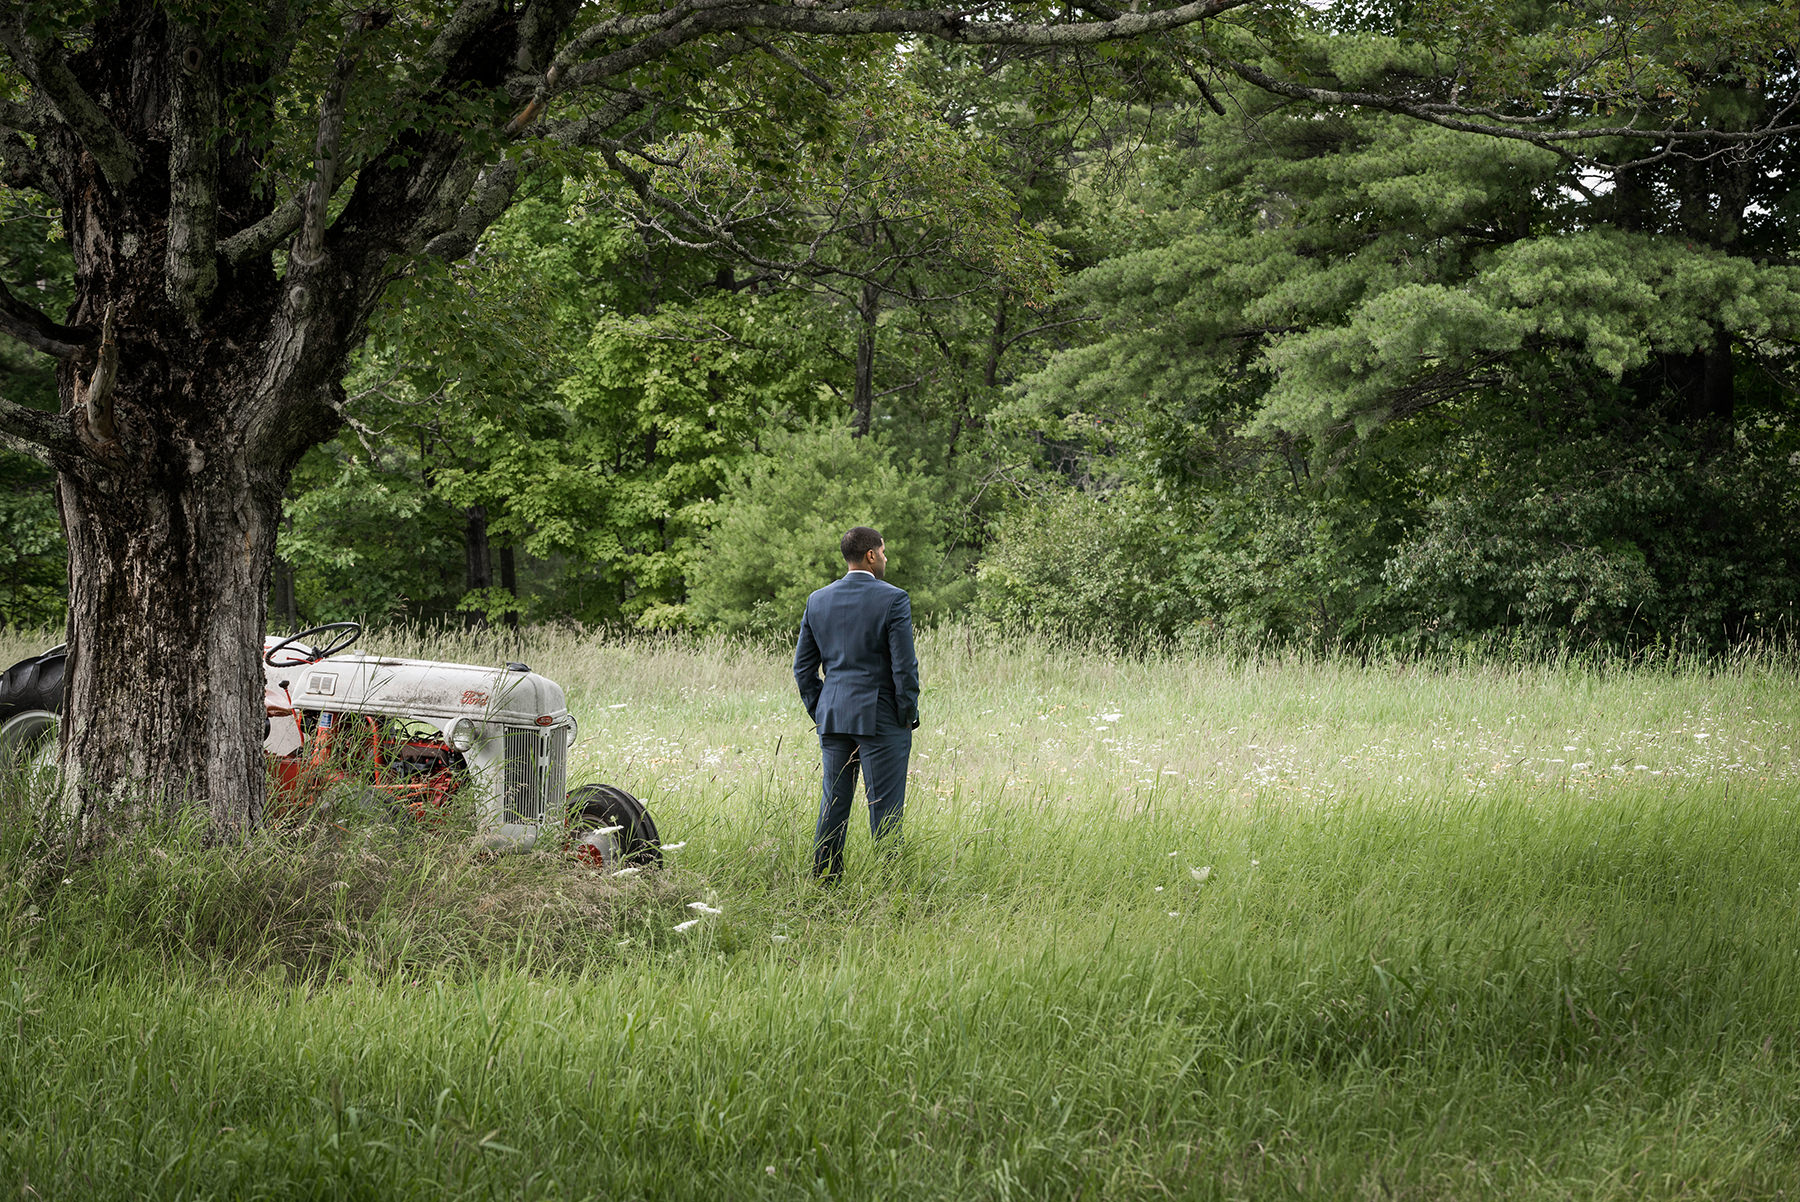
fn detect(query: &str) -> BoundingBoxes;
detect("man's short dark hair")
[841,526,883,563]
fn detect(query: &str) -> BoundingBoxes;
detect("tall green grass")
[4,627,1799,1199]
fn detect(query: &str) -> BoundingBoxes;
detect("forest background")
[4,2,1797,657]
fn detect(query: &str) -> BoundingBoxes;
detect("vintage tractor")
[0,622,660,866]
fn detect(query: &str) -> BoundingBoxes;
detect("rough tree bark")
[0,0,1256,846]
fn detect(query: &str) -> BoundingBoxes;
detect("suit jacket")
[794,571,920,735]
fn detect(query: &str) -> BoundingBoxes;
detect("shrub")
[974,486,1183,644]
[684,423,973,638]
[1381,436,1800,652]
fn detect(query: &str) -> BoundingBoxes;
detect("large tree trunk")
[59,451,285,842]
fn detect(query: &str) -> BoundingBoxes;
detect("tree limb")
[0,279,90,358]
[291,29,365,273]
[166,22,221,325]
[76,302,119,454]
[1208,51,1800,159]
[742,33,837,97]
[420,158,525,261]
[220,189,308,268]
[421,0,505,79]
[1163,37,1226,116]
[556,0,1258,92]
[0,14,141,192]
[1000,315,1097,354]
[0,392,76,463]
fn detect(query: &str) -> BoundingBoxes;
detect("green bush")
[1381,436,1800,652]
[974,486,1183,644]
[684,422,974,638]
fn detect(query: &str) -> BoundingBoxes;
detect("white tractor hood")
[265,654,572,730]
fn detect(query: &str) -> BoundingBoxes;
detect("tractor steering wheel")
[264,621,363,667]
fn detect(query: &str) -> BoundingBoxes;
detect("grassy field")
[5,627,1800,1200]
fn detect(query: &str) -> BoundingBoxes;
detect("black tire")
[0,648,65,721]
[569,783,662,867]
[0,648,65,775]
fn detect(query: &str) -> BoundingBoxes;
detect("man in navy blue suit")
[793,526,921,879]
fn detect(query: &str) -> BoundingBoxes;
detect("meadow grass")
[4,626,1800,1199]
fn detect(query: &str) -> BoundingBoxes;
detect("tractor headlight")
[564,716,578,750]
[448,717,479,751]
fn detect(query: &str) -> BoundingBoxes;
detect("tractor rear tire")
[0,648,65,772]
[0,648,65,720]
[569,783,662,867]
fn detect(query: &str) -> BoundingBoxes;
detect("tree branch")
[219,189,308,268]
[291,29,365,273]
[76,302,119,454]
[556,0,1258,92]
[0,279,90,358]
[0,391,76,463]
[166,22,221,325]
[1208,51,1800,159]
[742,33,837,97]
[0,14,141,192]
[422,0,505,78]
[420,158,525,261]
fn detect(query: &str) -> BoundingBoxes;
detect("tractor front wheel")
[568,783,661,868]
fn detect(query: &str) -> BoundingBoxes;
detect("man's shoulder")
[855,576,909,604]
[810,574,908,606]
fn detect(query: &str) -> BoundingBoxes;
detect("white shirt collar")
[845,569,875,578]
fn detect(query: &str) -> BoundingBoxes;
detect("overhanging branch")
[0,392,76,463]
[1209,52,1800,161]
[420,158,525,261]
[220,191,307,267]
[292,35,362,272]
[0,15,140,192]
[0,279,90,359]
[556,0,1258,92]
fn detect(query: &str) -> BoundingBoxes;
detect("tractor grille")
[501,726,568,825]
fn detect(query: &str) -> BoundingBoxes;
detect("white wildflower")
[1154,886,1164,892]
[660,842,687,851]
[1190,865,1212,883]
[771,934,789,944]
[612,866,642,877]
[673,919,700,932]
[1167,911,1181,917]
[687,902,722,915]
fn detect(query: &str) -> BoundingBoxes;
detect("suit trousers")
[813,729,911,878]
